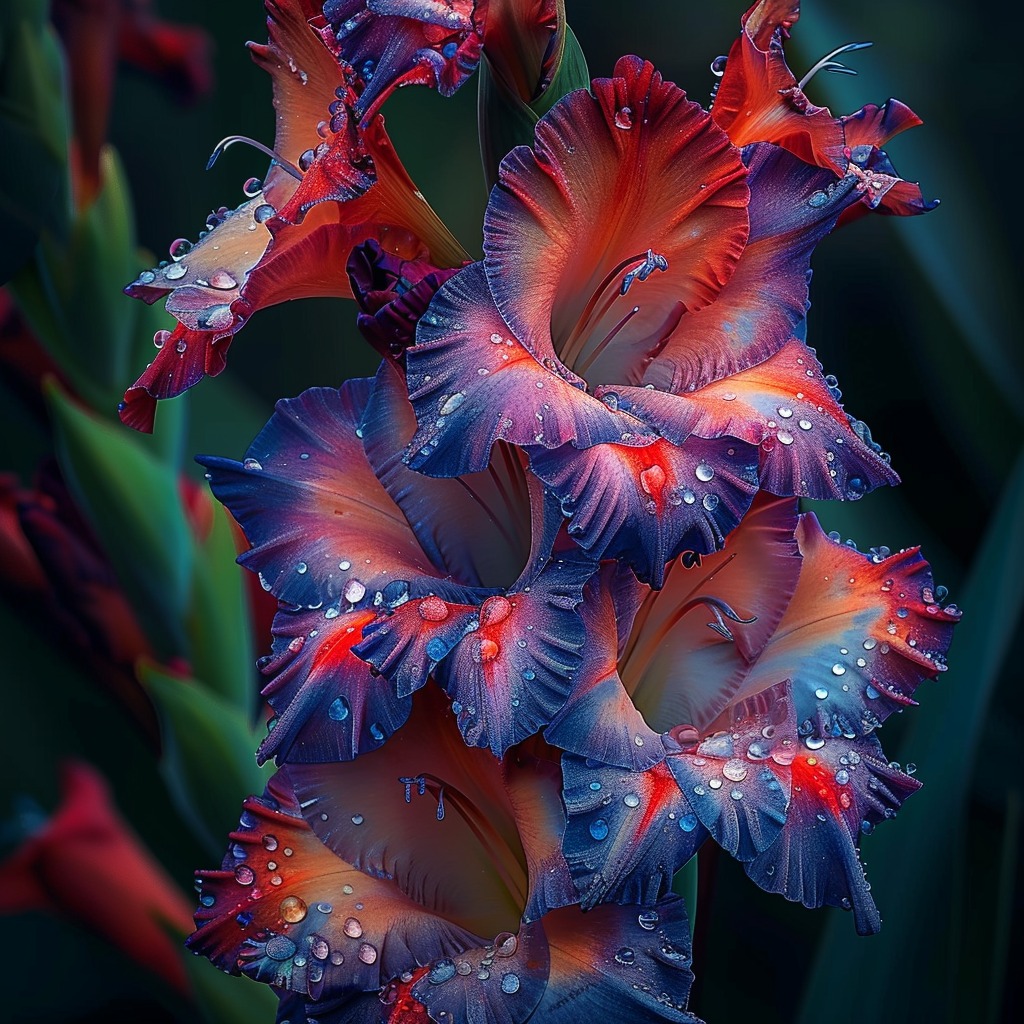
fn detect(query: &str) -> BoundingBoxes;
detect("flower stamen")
[798,41,873,91]
[205,135,304,181]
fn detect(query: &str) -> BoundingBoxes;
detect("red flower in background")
[0,761,194,992]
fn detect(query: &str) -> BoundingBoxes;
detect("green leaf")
[798,448,1024,1024]
[139,663,269,859]
[11,148,141,410]
[529,24,590,119]
[187,497,257,714]
[672,855,699,942]
[46,380,193,656]
[477,21,590,191]
[0,0,70,284]
[180,944,279,1024]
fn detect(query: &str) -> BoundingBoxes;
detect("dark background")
[4,1,1022,1022]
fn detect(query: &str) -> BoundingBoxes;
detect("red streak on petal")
[791,754,843,820]
[310,609,377,674]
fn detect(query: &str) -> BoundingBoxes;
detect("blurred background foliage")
[0,1,1019,1022]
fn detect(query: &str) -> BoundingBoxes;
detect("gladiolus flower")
[187,690,701,1023]
[121,0,466,432]
[552,495,960,933]
[402,53,922,584]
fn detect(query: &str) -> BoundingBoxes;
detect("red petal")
[617,338,901,501]
[188,767,480,998]
[119,323,232,432]
[713,1,846,171]
[485,55,748,385]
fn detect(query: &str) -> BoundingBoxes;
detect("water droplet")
[165,262,188,280]
[358,943,377,964]
[438,392,465,416]
[805,735,826,750]
[723,760,748,782]
[343,917,363,938]
[638,910,659,931]
[615,947,636,965]
[808,190,829,207]
[280,896,307,923]
[815,687,829,699]
[234,865,255,885]
[243,457,262,472]
[316,901,333,913]
[428,958,456,984]
[296,561,308,575]
[680,813,699,832]
[623,793,640,808]
[243,177,263,198]
[589,818,609,841]
[695,461,714,482]
[351,813,364,826]
[730,788,743,800]
[702,493,720,511]
[614,106,633,129]
[209,269,238,290]
[798,419,813,431]
[835,769,850,785]
[831,663,846,676]
[501,972,521,994]
[263,835,279,851]
[266,936,297,961]
[344,579,366,603]
[777,429,794,446]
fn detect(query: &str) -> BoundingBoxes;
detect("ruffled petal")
[664,682,794,861]
[712,1,846,171]
[405,263,644,479]
[435,554,592,756]
[732,511,961,738]
[644,144,866,393]
[348,239,460,363]
[121,0,467,430]
[744,734,920,934]
[484,56,748,384]
[361,358,534,590]
[198,381,447,610]
[406,921,548,1024]
[119,323,232,432]
[288,688,529,939]
[837,144,939,226]
[621,494,802,731]
[544,564,662,771]
[256,605,413,764]
[561,756,703,909]
[529,435,759,586]
[536,899,699,1023]
[840,98,922,153]
[321,0,485,120]
[616,338,901,501]
[188,768,480,998]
